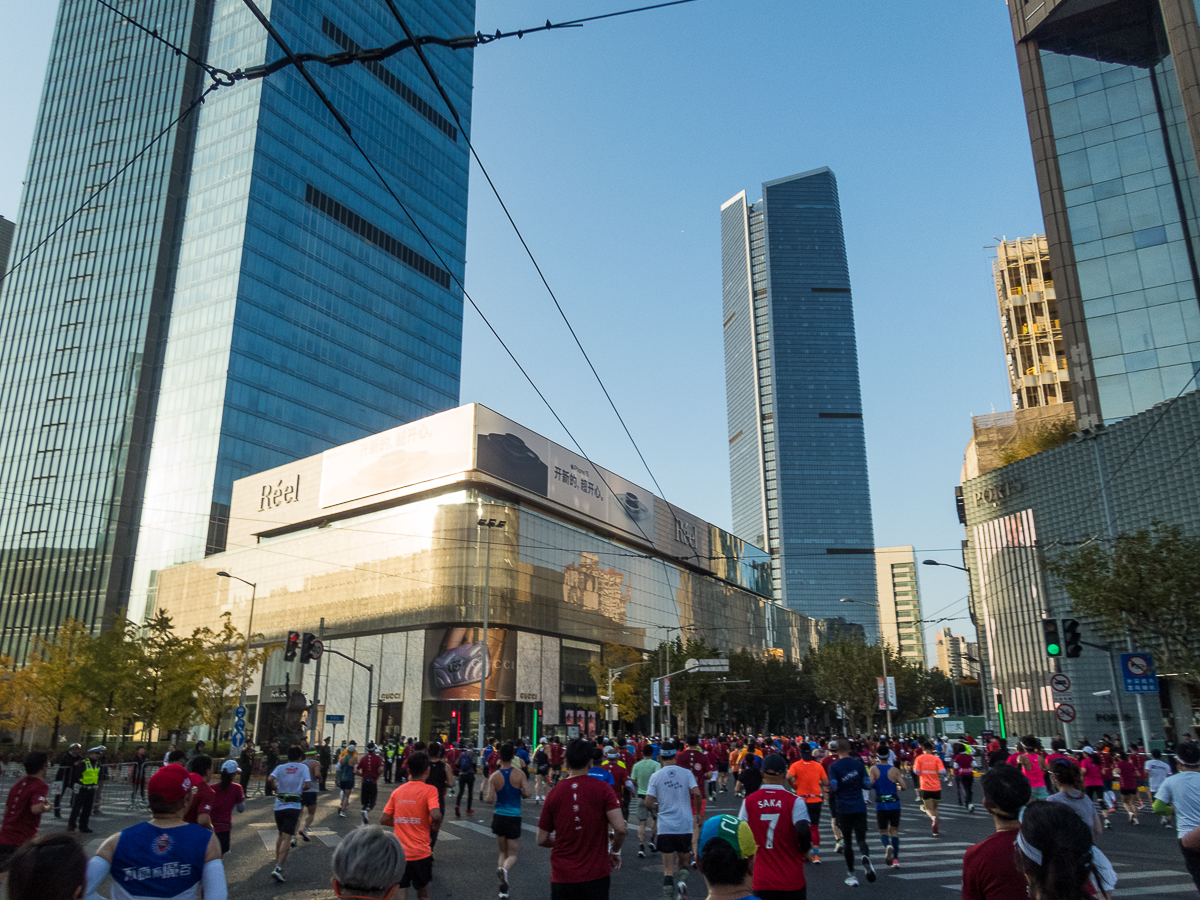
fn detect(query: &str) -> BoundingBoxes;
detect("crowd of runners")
[4,727,1200,900]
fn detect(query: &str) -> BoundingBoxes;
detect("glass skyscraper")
[720,168,878,637]
[1008,0,1200,427]
[0,0,474,660]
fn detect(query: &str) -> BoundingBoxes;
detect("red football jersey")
[741,784,809,892]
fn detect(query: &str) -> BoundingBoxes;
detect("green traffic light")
[1047,643,1061,656]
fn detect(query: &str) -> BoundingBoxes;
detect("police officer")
[67,746,103,833]
[53,743,82,818]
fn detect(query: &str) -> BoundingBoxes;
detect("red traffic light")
[284,631,300,662]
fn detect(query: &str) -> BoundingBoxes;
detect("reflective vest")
[79,760,99,786]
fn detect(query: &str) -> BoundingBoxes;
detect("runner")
[357,742,385,825]
[1152,741,1200,890]
[536,738,626,900]
[960,764,1030,900]
[6,834,87,900]
[601,746,632,822]
[1015,737,1048,801]
[1081,752,1109,828]
[0,752,50,872]
[739,754,812,898]
[299,750,321,842]
[631,743,662,858]
[1144,749,1174,828]
[676,735,711,852]
[953,742,976,811]
[337,741,359,818]
[330,826,406,900]
[183,755,215,831]
[533,738,552,803]
[828,738,876,887]
[209,759,247,855]
[695,815,759,900]
[820,740,844,853]
[646,741,702,900]
[381,751,441,900]
[912,740,947,835]
[1115,750,1141,825]
[1046,758,1102,836]
[84,764,226,899]
[426,742,450,847]
[868,747,905,869]
[267,746,314,882]
[786,743,827,864]
[485,742,532,899]
[455,741,477,818]
[1013,802,1116,899]
[547,736,565,786]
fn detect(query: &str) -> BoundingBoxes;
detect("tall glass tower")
[720,168,877,637]
[0,0,474,660]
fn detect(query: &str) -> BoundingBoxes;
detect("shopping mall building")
[155,404,821,746]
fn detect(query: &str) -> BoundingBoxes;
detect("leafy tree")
[1047,524,1200,688]
[129,610,203,742]
[586,642,648,728]
[0,656,40,740]
[25,617,92,746]
[193,612,276,740]
[74,611,142,742]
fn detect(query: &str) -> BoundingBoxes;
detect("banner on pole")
[663,677,671,707]
[652,680,660,707]
[886,676,898,711]
[877,677,887,710]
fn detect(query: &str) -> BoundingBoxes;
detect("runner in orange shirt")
[381,752,442,900]
[912,740,947,835]
[787,744,829,864]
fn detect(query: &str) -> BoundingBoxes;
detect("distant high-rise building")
[0,216,14,288]
[0,0,475,661]
[720,168,877,636]
[994,235,1072,410]
[874,546,926,667]
[935,627,979,682]
[1007,0,1200,428]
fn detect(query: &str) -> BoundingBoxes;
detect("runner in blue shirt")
[828,739,876,886]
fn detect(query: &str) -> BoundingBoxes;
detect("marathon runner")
[645,742,701,900]
[868,746,906,868]
[786,742,827,864]
[485,742,531,900]
[828,739,876,887]
[739,753,812,899]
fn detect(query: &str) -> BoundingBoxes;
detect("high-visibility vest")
[79,760,99,786]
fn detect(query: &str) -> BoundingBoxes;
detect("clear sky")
[0,0,1046,664]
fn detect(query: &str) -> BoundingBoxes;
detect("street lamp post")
[923,559,991,727]
[476,508,506,753]
[839,598,892,736]
[217,571,256,708]
[606,660,648,736]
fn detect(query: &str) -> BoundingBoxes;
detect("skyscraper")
[720,168,877,636]
[0,216,15,289]
[1008,0,1200,428]
[874,546,926,667]
[0,0,474,660]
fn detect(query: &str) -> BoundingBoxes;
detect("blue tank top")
[111,821,210,899]
[495,766,522,818]
[873,764,901,810]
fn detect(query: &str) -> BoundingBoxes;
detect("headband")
[1016,831,1043,866]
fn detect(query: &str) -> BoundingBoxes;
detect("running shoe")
[300,829,310,842]
[885,845,894,865]
[1103,818,1111,829]
[812,852,821,865]
[891,860,900,869]
[863,856,876,883]
[498,866,509,898]
[271,867,285,883]
[467,807,475,815]
[290,836,297,848]
[676,879,689,900]
[931,816,939,836]
[1131,816,1139,826]
[834,840,845,854]
[638,844,646,858]
[968,803,976,813]
[338,810,346,818]
[362,810,369,825]
[455,805,461,818]
[845,874,860,887]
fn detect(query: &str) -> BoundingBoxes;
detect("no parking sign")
[1121,653,1159,693]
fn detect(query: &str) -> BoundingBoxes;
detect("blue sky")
[0,1,1046,662]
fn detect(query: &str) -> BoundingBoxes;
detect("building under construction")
[994,236,1070,410]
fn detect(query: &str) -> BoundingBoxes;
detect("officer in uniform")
[67,745,103,833]
[53,742,82,818]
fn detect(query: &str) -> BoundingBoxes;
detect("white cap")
[221,759,240,774]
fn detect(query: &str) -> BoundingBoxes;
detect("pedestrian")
[1014,800,1116,899]
[1152,741,1200,890]
[300,749,322,841]
[183,755,215,831]
[868,746,905,869]
[186,740,207,766]
[84,764,225,900]
[330,825,407,900]
[912,740,948,835]
[739,754,811,898]
[338,741,359,817]
[264,741,280,796]
[961,764,1031,900]
[319,738,333,792]
[536,738,626,900]
[67,746,103,834]
[952,741,976,811]
[631,742,662,858]
[52,743,81,819]
[645,741,702,900]
[0,752,51,872]
[455,741,477,818]
[209,759,247,855]
[267,745,314,883]
[785,743,827,865]
[1144,749,1173,828]
[238,744,255,792]
[426,742,449,847]
[129,746,150,805]
[1046,758,1103,836]
[533,738,552,802]
[5,834,87,900]
[380,751,441,900]
[828,738,875,886]
[162,743,177,767]
[696,814,759,900]
[358,742,385,825]
[485,742,532,899]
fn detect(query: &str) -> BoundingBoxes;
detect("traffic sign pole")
[308,618,324,748]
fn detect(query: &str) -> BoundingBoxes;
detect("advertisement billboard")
[422,627,517,702]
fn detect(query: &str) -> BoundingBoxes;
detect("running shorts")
[301,791,317,807]
[274,809,301,835]
[637,796,656,822]
[656,833,693,854]
[717,761,729,773]
[920,789,942,801]
[876,808,901,830]
[491,814,522,839]
[399,856,433,889]
[1121,788,1137,796]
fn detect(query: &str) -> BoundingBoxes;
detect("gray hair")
[331,826,405,894]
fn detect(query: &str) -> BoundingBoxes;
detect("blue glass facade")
[721,169,877,636]
[0,0,474,657]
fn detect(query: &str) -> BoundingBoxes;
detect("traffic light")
[284,630,300,662]
[1062,618,1082,658]
[1042,618,1062,657]
[300,632,316,664]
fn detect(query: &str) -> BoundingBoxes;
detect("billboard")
[319,406,475,508]
[474,406,656,541]
[422,627,517,702]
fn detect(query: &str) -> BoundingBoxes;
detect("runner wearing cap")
[267,745,314,882]
[676,735,712,851]
[696,814,759,900]
[533,739,552,803]
[786,743,827,864]
[868,746,906,868]
[739,754,812,899]
[601,746,632,822]
[646,741,702,900]
[84,763,226,900]
[357,742,384,825]
[1152,741,1200,890]
[209,760,246,855]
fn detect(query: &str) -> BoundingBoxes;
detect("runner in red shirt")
[601,746,632,820]
[547,737,565,785]
[357,743,385,824]
[537,739,626,900]
[183,755,215,830]
[962,764,1030,900]
[0,752,51,869]
[739,754,812,895]
[677,734,713,848]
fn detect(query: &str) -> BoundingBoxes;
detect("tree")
[193,612,276,740]
[0,656,40,741]
[129,610,204,742]
[74,611,142,743]
[586,642,648,728]
[25,617,92,746]
[1046,524,1200,688]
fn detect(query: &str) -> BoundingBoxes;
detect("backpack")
[337,758,355,783]
[459,751,476,775]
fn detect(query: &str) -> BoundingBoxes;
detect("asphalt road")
[34,782,1200,899]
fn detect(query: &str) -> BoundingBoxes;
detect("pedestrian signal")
[1042,618,1062,657]
[284,630,300,662]
[1062,618,1081,658]
[300,632,316,664]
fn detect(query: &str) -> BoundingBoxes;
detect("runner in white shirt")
[1153,742,1200,890]
[645,742,701,900]
[266,746,313,883]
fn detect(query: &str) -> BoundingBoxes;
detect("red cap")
[148,764,194,802]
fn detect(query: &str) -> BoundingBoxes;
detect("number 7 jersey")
[738,783,810,892]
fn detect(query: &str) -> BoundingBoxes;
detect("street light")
[839,598,893,736]
[606,659,648,736]
[922,559,968,573]
[476,508,506,753]
[217,571,256,708]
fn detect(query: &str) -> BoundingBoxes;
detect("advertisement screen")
[422,627,517,702]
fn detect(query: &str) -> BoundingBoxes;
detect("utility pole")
[476,511,505,752]
[308,617,324,747]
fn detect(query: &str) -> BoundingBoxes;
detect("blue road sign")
[235,706,246,718]
[231,732,245,749]
[233,720,245,733]
[325,714,345,724]
[1121,653,1159,693]
[934,707,949,718]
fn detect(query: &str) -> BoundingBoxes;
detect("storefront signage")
[379,693,404,702]
[261,475,301,510]
[973,480,1023,508]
